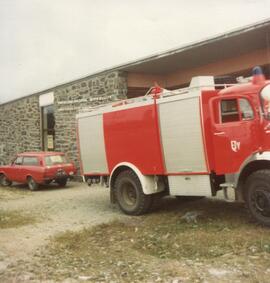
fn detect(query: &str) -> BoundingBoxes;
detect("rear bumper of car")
[43,171,75,183]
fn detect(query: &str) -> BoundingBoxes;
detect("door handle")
[214,131,225,136]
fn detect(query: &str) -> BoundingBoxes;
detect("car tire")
[27,177,39,191]
[57,178,67,187]
[113,170,153,215]
[0,174,12,187]
[246,170,270,227]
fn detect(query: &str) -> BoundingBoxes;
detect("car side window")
[23,157,39,166]
[14,156,23,165]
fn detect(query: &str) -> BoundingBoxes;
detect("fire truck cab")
[76,66,270,226]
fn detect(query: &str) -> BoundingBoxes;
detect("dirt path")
[1,183,269,283]
[0,182,126,272]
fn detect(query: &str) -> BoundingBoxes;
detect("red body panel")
[0,152,76,185]
[202,81,270,175]
[211,116,260,174]
[200,90,219,172]
[103,104,165,174]
[78,72,270,179]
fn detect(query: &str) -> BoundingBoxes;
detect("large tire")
[114,170,153,215]
[0,174,12,187]
[27,177,39,191]
[246,170,270,227]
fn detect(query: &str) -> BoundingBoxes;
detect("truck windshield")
[45,155,67,165]
[260,84,270,120]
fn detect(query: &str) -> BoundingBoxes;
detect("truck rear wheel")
[114,170,152,215]
[246,170,270,227]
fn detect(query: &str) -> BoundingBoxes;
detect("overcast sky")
[0,0,270,103]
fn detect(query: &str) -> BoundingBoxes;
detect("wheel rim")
[1,176,9,186]
[251,188,270,217]
[29,179,35,190]
[120,182,137,208]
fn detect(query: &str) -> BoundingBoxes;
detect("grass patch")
[0,209,36,229]
[33,198,270,282]
[0,185,31,200]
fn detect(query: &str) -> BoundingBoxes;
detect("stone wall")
[0,71,128,174]
[0,95,41,165]
[54,71,128,173]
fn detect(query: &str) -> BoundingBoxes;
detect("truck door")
[210,96,259,174]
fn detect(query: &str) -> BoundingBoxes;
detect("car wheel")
[57,178,67,187]
[27,177,39,191]
[246,170,270,227]
[0,174,12,186]
[114,170,153,215]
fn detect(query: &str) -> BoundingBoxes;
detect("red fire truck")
[76,66,270,226]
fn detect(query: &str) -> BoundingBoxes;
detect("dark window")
[23,157,39,166]
[42,105,55,151]
[220,98,254,123]
[221,99,239,123]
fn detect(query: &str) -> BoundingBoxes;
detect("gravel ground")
[0,182,127,275]
[0,182,269,283]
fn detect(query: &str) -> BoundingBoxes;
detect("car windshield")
[45,155,67,166]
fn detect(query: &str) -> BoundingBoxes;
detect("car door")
[210,96,260,175]
[8,156,23,182]
[20,156,41,183]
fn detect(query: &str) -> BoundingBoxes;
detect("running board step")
[220,182,235,188]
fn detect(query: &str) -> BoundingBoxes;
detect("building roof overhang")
[118,18,270,75]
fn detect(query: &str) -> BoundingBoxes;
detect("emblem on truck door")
[231,140,240,152]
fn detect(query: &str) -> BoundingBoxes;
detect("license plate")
[56,170,66,177]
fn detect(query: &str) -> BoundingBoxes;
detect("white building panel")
[39,92,54,107]
[168,175,212,196]
[158,95,207,172]
[78,114,108,174]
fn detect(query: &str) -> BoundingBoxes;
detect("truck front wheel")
[246,170,270,227]
[114,170,152,215]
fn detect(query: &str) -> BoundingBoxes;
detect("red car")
[0,152,76,190]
